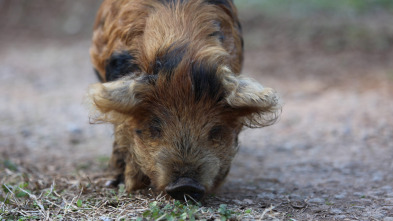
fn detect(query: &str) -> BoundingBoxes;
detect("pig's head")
[88,62,280,201]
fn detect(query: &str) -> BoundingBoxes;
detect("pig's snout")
[165,177,205,201]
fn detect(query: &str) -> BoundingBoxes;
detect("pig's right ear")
[87,77,143,121]
[223,74,281,128]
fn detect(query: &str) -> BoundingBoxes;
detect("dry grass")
[0,160,285,220]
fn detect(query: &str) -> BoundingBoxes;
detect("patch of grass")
[3,159,19,172]
[75,163,91,170]
[142,200,201,220]
[218,204,234,220]
[140,201,278,221]
[97,155,110,168]
[2,182,31,198]
[0,162,285,220]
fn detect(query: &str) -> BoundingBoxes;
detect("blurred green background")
[236,0,393,53]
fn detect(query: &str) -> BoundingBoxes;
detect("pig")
[88,0,280,201]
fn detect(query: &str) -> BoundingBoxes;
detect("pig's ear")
[223,74,281,128]
[87,77,144,122]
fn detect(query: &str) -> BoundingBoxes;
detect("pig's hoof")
[105,180,119,187]
[105,174,124,187]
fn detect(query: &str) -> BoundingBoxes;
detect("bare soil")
[1,4,393,220]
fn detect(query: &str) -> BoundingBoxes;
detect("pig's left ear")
[223,74,281,128]
[86,76,146,123]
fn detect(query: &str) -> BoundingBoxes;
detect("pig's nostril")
[165,177,205,201]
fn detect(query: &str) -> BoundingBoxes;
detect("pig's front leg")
[106,141,126,187]
[124,154,150,192]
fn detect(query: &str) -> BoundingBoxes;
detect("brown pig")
[88,0,280,201]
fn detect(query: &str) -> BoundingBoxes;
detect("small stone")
[383,217,393,221]
[372,171,384,182]
[257,192,275,199]
[308,198,325,204]
[259,201,269,208]
[100,216,111,221]
[334,193,347,199]
[67,124,83,134]
[21,128,32,137]
[353,192,365,197]
[245,186,257,190]
[330,208,343,214]
[233,199,243,205]
[243,199,254,204]
[382,206,393,212]
[290,200,307,209]
[381,185,392,192]
[372,213,386,220]
[276,142,295,152]
[310,205,330,213]
[334,215,347,219]
[385,198,393,204]
[351,206,365,210]
[68,124,84,144]
[289,194,302,200]
[371,190,386,197]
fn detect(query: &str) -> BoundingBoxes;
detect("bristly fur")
[105,51,140,81]
[151,43,189,77]
[88,0,281,198]
[191,62,224,102]
[90,0,243,81]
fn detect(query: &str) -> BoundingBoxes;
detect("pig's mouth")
[165,177,206,201]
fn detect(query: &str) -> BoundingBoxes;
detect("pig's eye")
[135,129,143,137]
[208,125,224,141]
[149,125,162,138]
[149,117,162,138]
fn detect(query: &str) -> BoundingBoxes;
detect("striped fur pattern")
[88,0,280,199]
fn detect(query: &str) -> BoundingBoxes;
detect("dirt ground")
[1,1,393,220]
